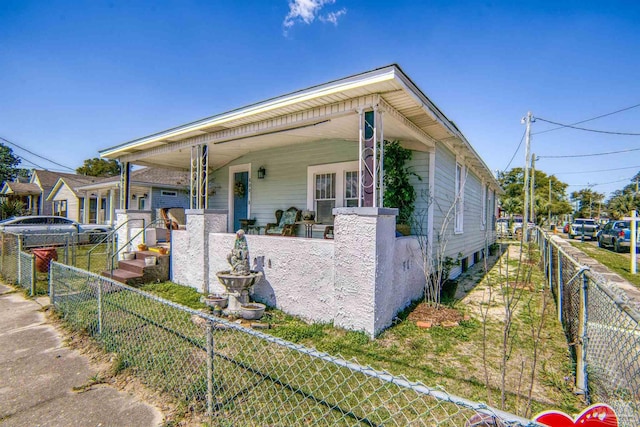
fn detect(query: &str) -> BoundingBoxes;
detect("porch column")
[358,107,384,208]
[190,144,209,209]
[427,149,436,271]
[171,209,227,294]
[82,195,90,223]
[115,209,152,255]
[333,207,397,337]
[108,188,115,225]
[120,162,131,210]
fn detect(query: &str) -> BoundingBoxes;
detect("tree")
[76,158,121,177]
[0,143,21,186]
[498,168,571,223]
[570,188,605,218]
[606,172,640,218]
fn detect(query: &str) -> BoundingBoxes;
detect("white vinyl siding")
[208,139,358,234]
[454,162,465,234]
[481,184,487,230]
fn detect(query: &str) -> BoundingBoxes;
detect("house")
[0,181,41,215]
[47,167,190,225]
[0,170,86,216]
[99,64,501,336]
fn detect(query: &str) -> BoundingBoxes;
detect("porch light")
[258,166,266,179]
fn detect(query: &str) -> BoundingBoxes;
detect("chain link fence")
[49,261,537,427]
[0,232,20,284]
[537,229,640,426]
[17,250,35,295]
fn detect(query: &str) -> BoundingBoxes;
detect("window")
[454,162,465,233]
[307,161,359,224]
[344,171,359,207]
[53,200,67,217]
[161,190,177,197]
[315,173,336,224]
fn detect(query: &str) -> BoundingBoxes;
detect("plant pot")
[144,256,157,266]
[137,244,148,251]
[122,252,135,260]
[32,247,58,273]
[396,224,411,236]
[202,295,228,309]
[241,303,265,320]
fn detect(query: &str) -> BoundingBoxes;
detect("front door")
[232,171,249,232]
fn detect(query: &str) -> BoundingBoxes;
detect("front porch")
[102,65,500,336]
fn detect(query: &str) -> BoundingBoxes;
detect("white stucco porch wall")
[171,210,227,293]
[115,210,152,254]
[207,234,336,323]
[390,236,426,314]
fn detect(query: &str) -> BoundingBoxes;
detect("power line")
[553,165,640,175]
[538,147,640,159]
[535,117,640,136]
[0,136,76,172]
[533,102,640,135]
[567,177,632,187]
[502,129,526,171]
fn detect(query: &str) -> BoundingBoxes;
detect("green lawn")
[569,241,640,288]
[140,245,582,419]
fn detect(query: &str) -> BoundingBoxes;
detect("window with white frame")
[454,162,465,233]
[307,161,359,224]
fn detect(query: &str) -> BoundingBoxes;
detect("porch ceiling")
[129,110,431,171]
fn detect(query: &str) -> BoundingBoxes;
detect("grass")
[43,243,583,423]
[140,281,207,310]
[569,241,640,288]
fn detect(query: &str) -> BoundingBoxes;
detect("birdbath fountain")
[216,229,263,317]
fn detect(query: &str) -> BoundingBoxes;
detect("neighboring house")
[99,64,502,336]
[53,167,190,225]
[0,181,41,214]
[0,170,84,216]
[46,176,100,222]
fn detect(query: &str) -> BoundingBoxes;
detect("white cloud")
[319,8,346,26]
[283,0,346,31]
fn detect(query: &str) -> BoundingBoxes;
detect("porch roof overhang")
[99,64,500,189]
[0,182,41,196]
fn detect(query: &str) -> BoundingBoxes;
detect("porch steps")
[101,251,170,286]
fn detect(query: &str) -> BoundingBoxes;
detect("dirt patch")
[407,303,464,325]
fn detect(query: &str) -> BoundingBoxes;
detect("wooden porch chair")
[265,207,301,236]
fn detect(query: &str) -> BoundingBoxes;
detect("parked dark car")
[598,220,640,252]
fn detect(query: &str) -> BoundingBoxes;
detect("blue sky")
[1,0,639,199]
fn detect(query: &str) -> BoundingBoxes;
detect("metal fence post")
[17,238,22,287]
[557,251,563,323]
[206,319,214,417]
[548,242,553,291]
[30,254,36,296]
[49,263,55,305]
[575,271,589,398]
[97,279,103,335]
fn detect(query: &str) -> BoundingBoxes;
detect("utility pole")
[548,178,552,226]
[530,153,536,224]
[522,112,533,242]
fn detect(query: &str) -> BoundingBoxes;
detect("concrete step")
[118,259,146,274]
[101,269,143,285]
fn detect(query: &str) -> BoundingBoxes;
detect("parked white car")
[0,215,112,246]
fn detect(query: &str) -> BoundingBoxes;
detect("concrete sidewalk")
[0,283,163,427]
